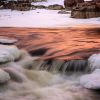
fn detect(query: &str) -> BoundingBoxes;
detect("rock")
[0,45,21,63]
[80,69,100,89]
[48,4,64,10]
[71,2,100,18]
[34,5,47,9]
[93,0,100,3]
[58,10,71,14]
[64,0,76,10]
[0,69,10,84]
[3,0,32,11]
[64,0,84,10]
[88,54,100,71]
[0,37,17,45]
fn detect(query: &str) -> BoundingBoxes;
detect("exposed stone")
[58,10,71,14]
[2,0,32,11]
[80,69,100,89]
[0,69,10,84]
[48,4,64,10]
[64,0,84,10]
[71,2,100,18]
[34,5,47,9]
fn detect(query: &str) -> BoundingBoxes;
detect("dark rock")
[71,2,100,18]
[48,4,64,10]
[64,0,84,10]
[34,5,47,9]
[58,10,71,14]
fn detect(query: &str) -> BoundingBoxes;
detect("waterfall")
[32,59,88,74]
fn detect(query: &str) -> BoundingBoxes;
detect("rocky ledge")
[71,2,100,18]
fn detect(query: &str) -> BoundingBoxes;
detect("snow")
[31,0,64,6]
[0,9,100,28]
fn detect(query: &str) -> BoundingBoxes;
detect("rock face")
[0,69,10,84]
[71,2,100,18]
[1,0,32,11]
[0,27,100,61]
[64,0,84,10]
[80,69,100,89]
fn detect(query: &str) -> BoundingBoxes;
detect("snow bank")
[0,9,100,28]
[0,45,21,63]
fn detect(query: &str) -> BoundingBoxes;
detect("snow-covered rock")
[0,69,10,84]
[0,45,21,63]
[88,54,100,71]
[80,69,100,89]
[0,37,17,44]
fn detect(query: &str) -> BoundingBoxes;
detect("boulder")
[34,5,47,9]
[3,0,32,11]
[0,45,21,64]
[80,69,100,89]
[0,69,10,84]
[58,10,71,14]
[48,4,64,10]
[64,0,84,10]
[71,2,100,18]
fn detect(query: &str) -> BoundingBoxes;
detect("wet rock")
[0,37,17,45]
[0,45,21,64]
[80,69,100,89]
[48,4,64,10]
[0,69,10,84]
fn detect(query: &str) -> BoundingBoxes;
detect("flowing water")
[0,57,100,100]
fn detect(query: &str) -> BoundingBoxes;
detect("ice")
[0,9,100,28]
